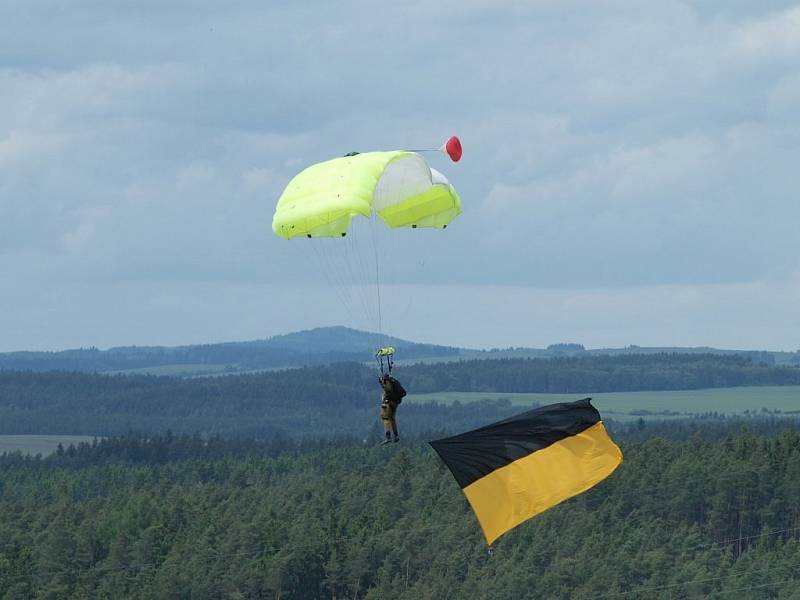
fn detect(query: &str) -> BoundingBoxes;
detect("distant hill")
[0,326,797,374]
[0,327,460,375]
[264,326,446,355]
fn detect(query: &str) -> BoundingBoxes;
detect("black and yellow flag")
[429,398,622,545]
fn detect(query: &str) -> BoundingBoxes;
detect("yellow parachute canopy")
[272,151,461,240]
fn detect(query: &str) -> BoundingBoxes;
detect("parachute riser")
[376,354,393,375]
[375,347,395,375]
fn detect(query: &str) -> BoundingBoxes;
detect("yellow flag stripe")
[462,421,622,545]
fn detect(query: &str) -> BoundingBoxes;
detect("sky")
[1,1,799,352]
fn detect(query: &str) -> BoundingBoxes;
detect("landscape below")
[1,332,799,598]
[0,426,798,598]
[1,351,799,439]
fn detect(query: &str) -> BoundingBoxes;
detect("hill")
[0,327,460,375]
[2,326,798,375]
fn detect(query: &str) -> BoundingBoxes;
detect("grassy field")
[110,364,293,378]
[406,385,800,421]
[0,435,99,456]
[107,363,237,376]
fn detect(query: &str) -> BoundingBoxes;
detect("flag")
[429,398,623,545]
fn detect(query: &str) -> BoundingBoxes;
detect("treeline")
[1,354,799,437]
[0,367,524,437]
[401,353,800,393]
[3,415,800,467]
[1,425,799,598]
[0,345,386,374]
[0,364,374,437]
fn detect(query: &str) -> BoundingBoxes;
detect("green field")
[0,435,99,456]
[109,364,291,378]
[406,385,800,421]
[107,363,238,376]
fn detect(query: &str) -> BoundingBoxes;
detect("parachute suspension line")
[307,237,358,330]
[369,209,383,351]
[346,221,378,334]
[330,225,366,326]
[376,352,383,374]
[342,231,368,331]
[311,240,348,319]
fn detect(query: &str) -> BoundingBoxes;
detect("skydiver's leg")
[380,403,393,445]
[390,407,399,442]
[381,424,392,444]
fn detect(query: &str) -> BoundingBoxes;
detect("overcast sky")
[1,1,799,352]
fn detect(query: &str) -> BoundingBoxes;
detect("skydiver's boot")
[392,427,400,443]
[381,431,392,445]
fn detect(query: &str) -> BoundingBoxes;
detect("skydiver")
[379,373,406,444]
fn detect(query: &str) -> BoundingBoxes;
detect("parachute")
[272,148,461,240]
[271,139,462,360]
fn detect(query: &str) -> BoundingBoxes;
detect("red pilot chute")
[441,136,462,162]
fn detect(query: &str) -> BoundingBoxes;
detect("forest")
[1,353,799,438]
[1,353,799,598]
[0,422,799,599]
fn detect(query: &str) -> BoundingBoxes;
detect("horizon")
[2,323,795,355]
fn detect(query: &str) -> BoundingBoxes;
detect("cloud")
[1,1,798,349]
[734,5,800,59]
[768,73,800,116]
